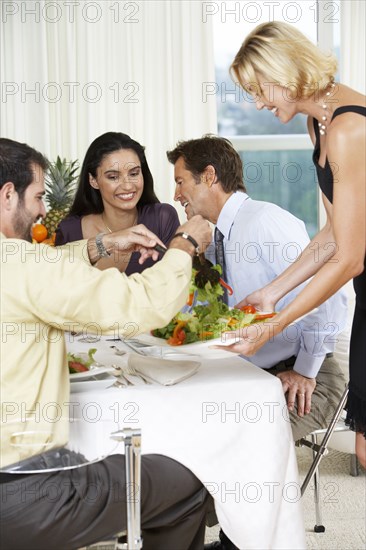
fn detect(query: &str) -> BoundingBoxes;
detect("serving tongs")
[154,245,234,303]
[192,255,233,296]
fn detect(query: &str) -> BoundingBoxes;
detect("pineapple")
[43,156,79,237]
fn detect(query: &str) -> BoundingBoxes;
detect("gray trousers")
[0,454,209,550]
[266,354,347,441]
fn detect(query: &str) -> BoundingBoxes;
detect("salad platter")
[136,332,243,360]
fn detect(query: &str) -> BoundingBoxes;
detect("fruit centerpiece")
[32,156,79,245]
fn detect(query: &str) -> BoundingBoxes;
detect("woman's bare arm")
[236,116,336,311]
[222,114,365,355]
[236,196,335,311]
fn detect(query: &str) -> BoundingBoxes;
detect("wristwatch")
[95,233,111,258]
[173,232,200,254]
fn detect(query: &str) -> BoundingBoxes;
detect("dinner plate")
[135,333,242,360]
[136,308,319,360]
[69,365,113,381]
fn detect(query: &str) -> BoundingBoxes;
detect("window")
[213,0,340,236]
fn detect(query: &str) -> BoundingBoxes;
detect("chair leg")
[350,454,359,477]
[311,433,325,533]
[301,385,349,495]
[111,428,142,550]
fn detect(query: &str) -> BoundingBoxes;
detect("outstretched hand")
[213,321,278,356]
[107,224,166,264]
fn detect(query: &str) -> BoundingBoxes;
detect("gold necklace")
[101,213,113,233]
[101,212,138,233]
[318,81,336,136]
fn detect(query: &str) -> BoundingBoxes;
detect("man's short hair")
[166,135,246,193]
[0,138,48,200]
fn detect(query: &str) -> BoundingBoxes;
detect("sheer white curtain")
[340,0,366,93]
[0,0,217,205]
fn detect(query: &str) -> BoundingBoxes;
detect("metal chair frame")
[110,428,142,550]
[298,384,359,532]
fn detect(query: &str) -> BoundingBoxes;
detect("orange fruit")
[32,224,48,243]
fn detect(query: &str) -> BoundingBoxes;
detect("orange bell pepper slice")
[253,312,276,321]
[200,330,214,340]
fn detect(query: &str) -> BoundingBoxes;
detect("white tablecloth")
[68,335,306,550]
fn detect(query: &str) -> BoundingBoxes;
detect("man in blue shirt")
[167,135,347,549]
[167,135,346,438]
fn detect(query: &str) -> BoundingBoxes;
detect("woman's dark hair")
[0,138,48,201]
[69,132,159,216]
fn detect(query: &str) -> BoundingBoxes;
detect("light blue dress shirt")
[205,192,348,378]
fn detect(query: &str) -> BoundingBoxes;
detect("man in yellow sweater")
[0,138,212,550]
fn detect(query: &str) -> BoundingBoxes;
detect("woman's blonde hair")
[230,21,337,99]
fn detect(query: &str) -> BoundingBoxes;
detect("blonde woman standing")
[226,22,366,467]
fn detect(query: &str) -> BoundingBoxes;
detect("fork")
[125,365,151,385]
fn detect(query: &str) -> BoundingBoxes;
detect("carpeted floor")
[298,447,365,550]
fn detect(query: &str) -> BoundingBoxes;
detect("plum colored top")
[55,203,180,275]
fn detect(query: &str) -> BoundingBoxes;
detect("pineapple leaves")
[43,156,79,235]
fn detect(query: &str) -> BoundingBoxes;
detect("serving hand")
[235,286,277,314]
[103,224,166,264]
[213,321,278,356]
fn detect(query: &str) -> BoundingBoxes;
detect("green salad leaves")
[152,265,256,345]
[68,348,97,373]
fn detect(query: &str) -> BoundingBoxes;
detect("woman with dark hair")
[56,132,180,274]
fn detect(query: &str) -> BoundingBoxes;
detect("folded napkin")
[128,354,201,386]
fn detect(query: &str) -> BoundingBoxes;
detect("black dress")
[313,105,366,437]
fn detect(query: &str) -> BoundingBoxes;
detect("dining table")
[67,333,306,550]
